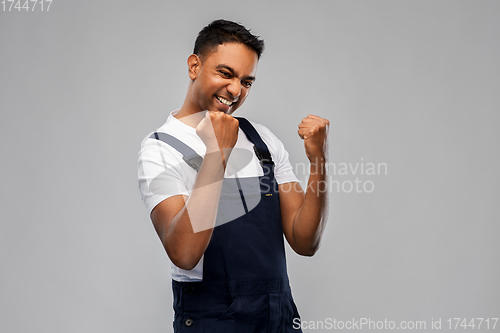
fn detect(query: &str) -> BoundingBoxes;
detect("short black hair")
[193,19,265,59]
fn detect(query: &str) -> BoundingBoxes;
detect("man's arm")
[280,115,330,256]
[150,112,239,270]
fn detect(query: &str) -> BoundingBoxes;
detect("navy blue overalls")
[152,117,302,333]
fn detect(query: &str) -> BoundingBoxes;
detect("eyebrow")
[215,64,256,81]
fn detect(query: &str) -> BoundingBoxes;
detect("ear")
[187,54,201,80]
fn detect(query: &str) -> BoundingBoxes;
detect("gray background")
[1,0,499,332]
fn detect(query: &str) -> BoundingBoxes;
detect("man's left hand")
[298,114,330,161]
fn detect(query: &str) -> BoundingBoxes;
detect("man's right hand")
[196,111,239,160]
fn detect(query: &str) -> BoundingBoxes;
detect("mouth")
[215,95,236,108]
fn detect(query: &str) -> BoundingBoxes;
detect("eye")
[218,70,231,78]
[242,81,253,88]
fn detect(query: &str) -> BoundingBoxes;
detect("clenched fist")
[298,114,330,161]
[196,111,239,164]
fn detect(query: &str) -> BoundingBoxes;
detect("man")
[138,19,329,332]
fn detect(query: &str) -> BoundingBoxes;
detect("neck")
[175,94,205,128]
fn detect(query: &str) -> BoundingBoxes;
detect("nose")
[226,78,242,99]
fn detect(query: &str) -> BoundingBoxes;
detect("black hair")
[193,19,265,59]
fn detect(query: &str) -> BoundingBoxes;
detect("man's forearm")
[164,151,226,269]
[156,112,240,270]
[292,157,329,256]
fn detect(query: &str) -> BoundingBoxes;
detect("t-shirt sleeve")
[250,123,298,185]
[137,135,190,215]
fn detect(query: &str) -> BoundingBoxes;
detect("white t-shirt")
[137,110,298,281]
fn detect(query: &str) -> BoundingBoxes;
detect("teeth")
[217,96,232,106]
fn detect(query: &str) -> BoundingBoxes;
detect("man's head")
[194,19,265,60]
[186,20,265,115]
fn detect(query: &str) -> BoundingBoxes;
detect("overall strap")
[234,117,274,165]
[149,132,203,171]
[150,117,273,171]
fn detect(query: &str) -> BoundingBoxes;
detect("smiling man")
[138,19,329,332]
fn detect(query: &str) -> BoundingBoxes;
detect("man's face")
[191,42,258,114]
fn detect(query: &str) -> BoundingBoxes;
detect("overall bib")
[152,117,302,333]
